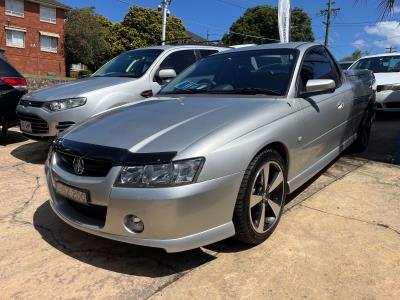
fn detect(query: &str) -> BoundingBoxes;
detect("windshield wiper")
[163,89,210,95]
[219,88,282,96]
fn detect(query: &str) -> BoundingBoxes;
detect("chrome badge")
[73,157,85,175]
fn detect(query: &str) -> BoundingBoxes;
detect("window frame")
[296,45,342,97]
[154,49,198,83]
[40,34,58,53]
[40,5,57,24]
[5,28,25,48]
[5,0,24,18]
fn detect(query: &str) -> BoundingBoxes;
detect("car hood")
[373,72,400,87]
[27,77,136,101]
[63,95,284,153]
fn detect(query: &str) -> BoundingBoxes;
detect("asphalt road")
[0,114,399,299]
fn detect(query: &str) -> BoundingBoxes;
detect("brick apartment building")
[0,0,70,77]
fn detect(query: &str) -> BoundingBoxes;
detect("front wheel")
[351,106,374,153]
[233,149,287,245]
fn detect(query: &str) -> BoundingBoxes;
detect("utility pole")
[158,0,172,45]
[320,0,340,48]
[386,46,397,53]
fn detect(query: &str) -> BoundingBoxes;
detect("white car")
[350,53,400,112]
[17,45,226,139]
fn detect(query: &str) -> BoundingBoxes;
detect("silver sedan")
[45,42,375,252]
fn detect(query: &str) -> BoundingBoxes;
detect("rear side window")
[0,58,22,78]
[199,49,219,58]
[159,50,197,74]
[300,47,339,89]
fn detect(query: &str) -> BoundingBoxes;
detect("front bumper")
[375,90,400,112]
[16,105,81,137]
[45,153,243,252]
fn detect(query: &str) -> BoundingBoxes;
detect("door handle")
[337,102,344,110]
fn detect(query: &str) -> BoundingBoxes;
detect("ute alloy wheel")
[352,106,373,153]
[234,149,286,245]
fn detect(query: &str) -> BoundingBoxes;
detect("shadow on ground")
[0,129,28,146]
[33,201,217,277]
[351,112,400,165]
[11,140,49,164]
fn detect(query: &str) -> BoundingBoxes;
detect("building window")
[40,34,58,53]
[5,0,24,17]
[6,29,25,48]
[40,6,56,23]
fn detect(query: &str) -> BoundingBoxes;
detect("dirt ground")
[0,114,399,299]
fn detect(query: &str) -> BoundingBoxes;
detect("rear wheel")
[233,149,286,245]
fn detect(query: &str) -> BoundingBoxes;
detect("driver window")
[300,47,339,91]
[159,50,197,74]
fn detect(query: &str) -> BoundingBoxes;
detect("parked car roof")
[219,42,321,54]
[360,52,400,59]
[0,57,23,78]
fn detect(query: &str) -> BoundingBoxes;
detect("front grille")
[19,100,44,108]
[385,102,400,108]
[64,198,107,227]
[56,151,113,177]
[56,121,75,132]
[17,112,49,134]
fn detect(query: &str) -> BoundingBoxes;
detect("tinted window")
[159,49,299,96]
[0,57,22,77]
[300,47,339,89]
[160,50,197,74]
[350,56,400,73]
[199,49,219,58]
[93,49,163,78]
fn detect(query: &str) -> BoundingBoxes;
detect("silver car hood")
[63,95,284,153]
[28,77,136,101]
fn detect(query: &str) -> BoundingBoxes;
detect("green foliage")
[64,7,112,71]
[121,6,187,46]
[222,5,314,45]
[64,6,187,73]
[78,70,92,78]
[340,49,370,62]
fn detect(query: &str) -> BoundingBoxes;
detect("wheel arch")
[254,141,290,174]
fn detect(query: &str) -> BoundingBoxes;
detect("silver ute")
[46,43,375,252]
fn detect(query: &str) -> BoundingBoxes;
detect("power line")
[320,0,340,48]
[215,0,247,10]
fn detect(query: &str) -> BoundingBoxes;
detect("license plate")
[20,120,32,133]
[55,182,89,205]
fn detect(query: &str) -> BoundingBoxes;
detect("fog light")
[124,215,144,233]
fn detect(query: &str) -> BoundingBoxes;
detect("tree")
[340,49,369,61]
[120,6,187,47]
[222,6,314,45]
[64,7,112,72]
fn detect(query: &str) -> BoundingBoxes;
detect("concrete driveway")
[0,115,399,299]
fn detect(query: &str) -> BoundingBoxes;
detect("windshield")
[93,49,164,78]
[159,49,299,96]
[350,56,400,73]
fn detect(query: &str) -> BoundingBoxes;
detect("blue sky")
[61,0,400,59]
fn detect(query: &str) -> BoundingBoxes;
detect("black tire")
[351,106,374,153]
[233,149,287,245]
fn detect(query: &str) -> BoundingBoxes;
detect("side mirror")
[301,79,336,97]
[158,69,177,82]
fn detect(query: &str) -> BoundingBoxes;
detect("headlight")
[115,158,204,188]
[43,97,87,112]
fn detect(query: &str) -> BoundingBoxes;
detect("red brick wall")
[0,0,67,76]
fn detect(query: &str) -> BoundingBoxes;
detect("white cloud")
[352,39,366,48]
[364,21,400,49]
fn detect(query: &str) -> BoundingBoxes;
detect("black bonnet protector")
[53,138,177,166]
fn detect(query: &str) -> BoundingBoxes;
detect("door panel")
[295,46,349,172]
